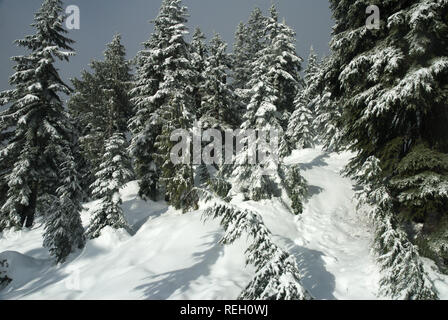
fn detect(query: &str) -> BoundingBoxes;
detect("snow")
[1,148,447,300]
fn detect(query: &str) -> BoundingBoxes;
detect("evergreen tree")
[286,91,315,150]
[0,139,10,223]
[68,34,133,191]
[128,27,165,201]
[0,0,82,233]
[304,46,320,98]
[231,68,284,200]
[281,164,308,215]
[93,34,134,135]
[191,27,208,118]
[231,22,250,92]
[151,0,199,212]
[246,8,267,67]
[326,0,448,223]
[68,71,105,179]
[231,8,266,109]
[264,5,302,116]
[313,88,344,152]
[43,148,86,263]
[203,200,312,300]
[0,259,12,289]
[86,132,133,239]
[286,47,320,151]
[354,156,438,299]
[230,6,307,201]
[201,33,238,127]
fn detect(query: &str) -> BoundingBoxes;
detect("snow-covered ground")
[1,147,447,300]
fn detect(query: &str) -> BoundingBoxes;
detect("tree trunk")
[20,184,38,228]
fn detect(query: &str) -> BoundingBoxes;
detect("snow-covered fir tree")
[0,0,83,238]
[203,199,312,300]
[150,0,199,212]
[201,33,238,127]
[69,34,133,196]
[86,132,133,239]
[230,63,284,201]
[0,139,10,223]
[264,5,302,117]
[231,8,267,108]
[304,46,319,93]
[231,22,250,93]
[230,6,307,204]
[95,34,134,134]
[128,24,165,201]
[286,91,315,150]
[43,148,86,263]
[191,27,208,118]
[281,164,308,215]
[246,8,267,70]
[286,47,321,151]
[325,0,448,269]
[354,156,438,300]
[313,89,343,152]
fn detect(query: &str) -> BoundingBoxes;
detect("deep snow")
[1,147,447,300]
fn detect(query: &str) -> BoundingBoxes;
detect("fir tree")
[231,6,306,201]
[231,22,251,92]
[203,200,312,300]
[313,88,344,152]
[325,0,448,227]
[151,0,199,212]
[281,164,308,215]
[86,132,133,239]
[191,27,208,118]
[0,259,12,289]
[246,8,267,67]
[304,47,319,88]
[286,91,315,150]
[264,5,302,116]
[68,34,133,190]
[0,0,81,232]
[286,47,320,151]
[201,33,238,127]
[354,156,439,300]
[128,27,165,201]
[231,8,267,109]
[43,148,86,263]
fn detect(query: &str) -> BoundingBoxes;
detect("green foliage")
[390,142,448,221]
[69,34,133,194]
[354,156,439,299]
[326,0,448,229]
[203,201,312,300]
[208,176,232,201]
[282,165,308,215]
[415,215,448,274]
[0,0,80,231]
[43,151,86,263]
[86,132,133,239]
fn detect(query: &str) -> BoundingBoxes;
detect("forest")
[0,0,447,300]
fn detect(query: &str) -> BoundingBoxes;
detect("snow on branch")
[201,196,312,300]
[354,157,439,300]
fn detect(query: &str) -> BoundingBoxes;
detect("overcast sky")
[0,0,334,92]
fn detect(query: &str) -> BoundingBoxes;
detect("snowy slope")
[1,147,447,300]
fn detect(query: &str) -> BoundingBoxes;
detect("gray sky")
[0,0,334,92]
